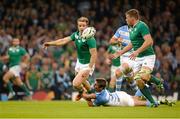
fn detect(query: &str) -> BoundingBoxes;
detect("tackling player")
[82,78,171,107]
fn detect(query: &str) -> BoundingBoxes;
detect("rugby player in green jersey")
[112,9,163,107]
[0,38,31,99]
[43,17,97,101]
[106,44,121,92]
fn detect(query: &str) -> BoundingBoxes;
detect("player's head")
[77,17,89,34]
[94,78,107,92]
[12,38,20,46]
[125,9,139,26]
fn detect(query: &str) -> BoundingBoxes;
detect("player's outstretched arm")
[43,36,72,49]
[87,100,94,107]
[82,93,97,107]
[109,36,123,45]
[82,93,96,100]
[110,43,133,59]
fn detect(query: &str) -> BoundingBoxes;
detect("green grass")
[0,101,180,119]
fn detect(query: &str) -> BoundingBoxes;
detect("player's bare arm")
[89,48,97,69]
[0,55,9,62]
[82,93,96,100]
[129,34,153,60]
[111,42,133,59]
[43,36,72,49]
[82,48,97,77]
[109,36,123,45]
[21,53,30,69]
[82,93,96,107]
[87,100,94,107]
[105,51,112,65]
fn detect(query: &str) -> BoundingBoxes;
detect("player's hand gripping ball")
[81,27,96,39]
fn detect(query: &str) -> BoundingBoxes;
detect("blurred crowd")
[0,0,179,100]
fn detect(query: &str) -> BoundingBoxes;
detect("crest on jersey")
[75,34,79,39]
[9,47,20,52]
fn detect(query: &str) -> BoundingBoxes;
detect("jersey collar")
[133,20,140,28]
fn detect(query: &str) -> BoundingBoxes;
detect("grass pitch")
[0,101,179,119]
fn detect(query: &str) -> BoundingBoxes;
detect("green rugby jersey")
[8,46,27,67]
[70,31,96,64]
[107,44,121,67]
[129,21,155,57]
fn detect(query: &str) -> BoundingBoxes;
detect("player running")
[111,9,163,107]
[0,38,31,99]
[43,17,97,101]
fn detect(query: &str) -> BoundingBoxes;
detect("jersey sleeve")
[107,46,113,53]
[70,32,76,41]
[113,28,121,38]
[20,47,27,56]
[86,37,96,49]
[93,101,100,106]
[93,98,101,106]
[140,23,150,37]
[7,49,10,56]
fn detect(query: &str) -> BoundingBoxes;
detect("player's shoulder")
[18,46,25,50]
[70,31,80,40]
[118,25,128,31]
[138,21,149,28]
[8,46,13,50]
[86,37,96,43]
[72,31,79,36]
[88,36,96,40]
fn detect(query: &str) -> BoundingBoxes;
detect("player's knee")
[121,63,132,75]
[109,78,116,87]
[139,68,151,81]
[72,80,81,89]
[3,74,9,83]
[122,63,129,70]
[136,79,145,89]
[115,69,123,78]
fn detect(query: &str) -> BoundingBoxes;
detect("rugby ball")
[81,27,96,39]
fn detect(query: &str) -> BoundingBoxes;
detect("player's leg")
[134,56,158,107]
[115,68,124,91]
[141,55,163,88]
[14,77,31,97]
[108,76,116,92]
[73,70,90,101]
[132,96,147,106]
[108,66,118,92]
[3,71,15,99]
[82,80,91,93]
[134,68,157,106]
[123,59,139,92]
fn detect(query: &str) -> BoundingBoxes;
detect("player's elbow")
[90,49,97,59]
[148,39,153,46]
[150,39,154,45]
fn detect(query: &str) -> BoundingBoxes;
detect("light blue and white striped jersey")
[93,89,121,106]
[113,25,133,57]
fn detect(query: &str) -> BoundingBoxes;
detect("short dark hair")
[125,9,139,20]
[77,16,89,25]
[95,78,106,89]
